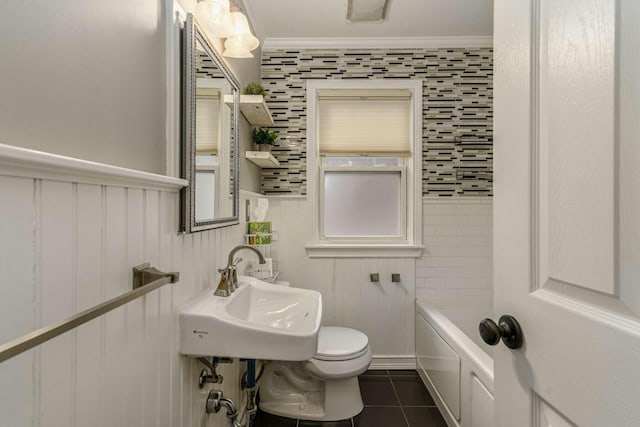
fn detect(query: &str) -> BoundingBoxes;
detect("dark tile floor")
[254,369,447,427]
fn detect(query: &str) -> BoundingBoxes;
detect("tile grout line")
[388,371,439,409]
[387,372,411,427]
[363,405,412,408]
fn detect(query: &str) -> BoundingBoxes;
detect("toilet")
[259,326,372,421]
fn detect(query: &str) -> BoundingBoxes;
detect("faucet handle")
[214,268,231,297]
[229,259,242,292]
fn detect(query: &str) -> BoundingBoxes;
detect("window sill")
[305,243,424,258]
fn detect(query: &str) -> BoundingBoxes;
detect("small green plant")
[244,82,267,97]
[252,127,279,146]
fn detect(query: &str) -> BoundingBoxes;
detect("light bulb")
[223,37,253,58]
[228,11,260,51]
[195,0,233,38]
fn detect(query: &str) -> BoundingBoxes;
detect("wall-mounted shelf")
[225,95,274,126]
[245,151,280,168]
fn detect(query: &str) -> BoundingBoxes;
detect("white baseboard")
[369,356,416,370]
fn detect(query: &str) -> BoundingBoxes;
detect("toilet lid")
[314,327,369,361]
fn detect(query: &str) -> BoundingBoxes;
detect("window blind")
[318,89,411,155]
[195,88,220,155]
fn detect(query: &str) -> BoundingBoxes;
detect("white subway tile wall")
[416,199,493,300]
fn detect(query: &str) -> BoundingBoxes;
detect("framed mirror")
[181,13,240,233]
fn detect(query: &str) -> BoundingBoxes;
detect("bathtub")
[415,298,495,427]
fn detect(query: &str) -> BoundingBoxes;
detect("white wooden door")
[493,0,640,426]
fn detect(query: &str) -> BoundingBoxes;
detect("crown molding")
[262,36,493,50]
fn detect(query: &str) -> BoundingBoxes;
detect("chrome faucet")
[214,245,266,297]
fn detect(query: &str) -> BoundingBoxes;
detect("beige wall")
[0,0,263,192]
[0,1,167,173]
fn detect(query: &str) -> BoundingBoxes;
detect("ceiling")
[242,0,493,42]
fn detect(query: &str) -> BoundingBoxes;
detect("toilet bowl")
[259,326,372,421]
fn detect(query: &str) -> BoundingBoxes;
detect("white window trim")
[305,79,424,258]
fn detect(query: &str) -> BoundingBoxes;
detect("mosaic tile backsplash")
[260,48,493,196]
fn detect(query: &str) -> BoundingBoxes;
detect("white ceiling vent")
[346,0,390,22]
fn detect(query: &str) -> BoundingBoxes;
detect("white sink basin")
[179,276,322,360]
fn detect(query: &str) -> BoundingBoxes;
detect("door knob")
[479,315,523,349]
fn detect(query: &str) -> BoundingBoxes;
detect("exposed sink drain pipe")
[206,390,247,427]
[204,359,261,427]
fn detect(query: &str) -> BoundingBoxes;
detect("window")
[321,157,405,239]
[195,87,221,155]
[306,81,423,258]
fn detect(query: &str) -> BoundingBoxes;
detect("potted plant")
[244,82,267,97]
[252,127,278,152]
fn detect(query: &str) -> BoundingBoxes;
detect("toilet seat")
[314,327,369,361]
[305,327,372,379]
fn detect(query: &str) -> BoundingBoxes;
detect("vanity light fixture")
[195,0,234,38]
[223,9,260,58]
[194,0,259,59]
[346,0,390,22]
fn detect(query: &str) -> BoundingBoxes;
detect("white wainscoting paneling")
[0,172,255,427]
[266,198,417,363]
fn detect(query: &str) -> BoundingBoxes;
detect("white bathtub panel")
[416,301,495,427]
[416,313,460,420]
[470,375,494,427]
